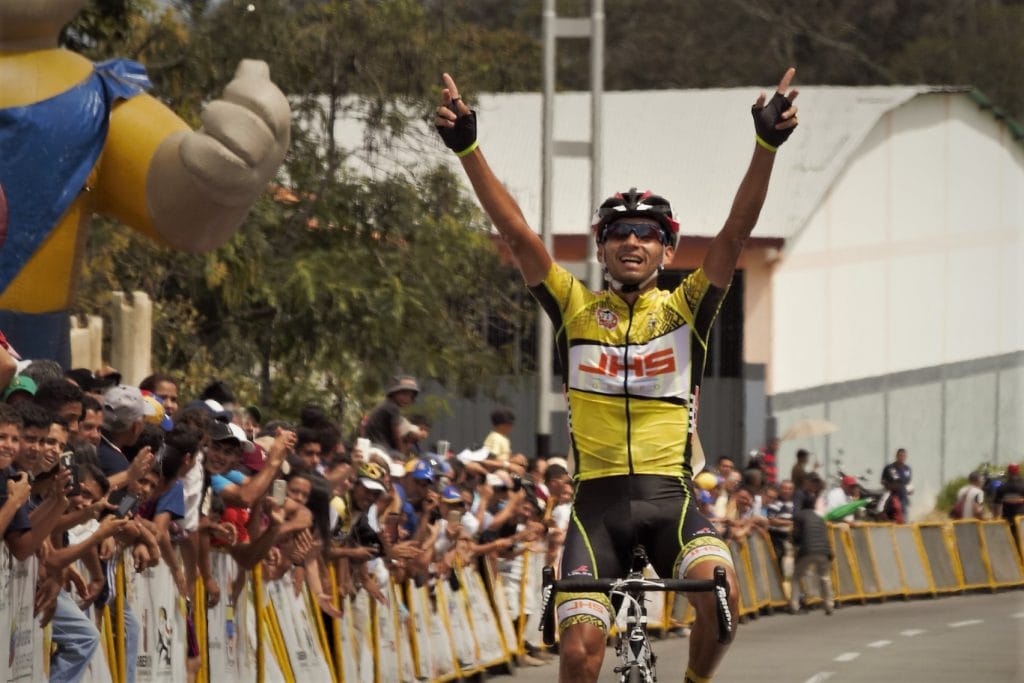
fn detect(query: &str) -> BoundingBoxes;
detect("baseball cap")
[841,475,858,487]
[102,385,146,432]
[440,485,463,503]
[2,375,36,401]
[183,399,232,423]
[408,459,435,482]
[1008,463,1020,476]
[208,420,255,453]
[358,462,387,492]
[140,391,173,431]
[385,375,419,397]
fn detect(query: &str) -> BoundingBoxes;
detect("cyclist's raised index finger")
[777,67,796,94]
[442,72,460,100]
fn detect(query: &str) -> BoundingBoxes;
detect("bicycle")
[540,546,733,683]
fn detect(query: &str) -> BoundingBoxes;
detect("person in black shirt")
[360,375,419,451]
[790,492,834,615]
[994,463,1024,550]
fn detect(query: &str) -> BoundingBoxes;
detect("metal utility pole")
[536,0,604,458]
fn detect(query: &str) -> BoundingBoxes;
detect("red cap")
[1008,463,1020,476]
[841,475,858,487]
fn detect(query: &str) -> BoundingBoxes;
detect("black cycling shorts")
[555,474,732,633]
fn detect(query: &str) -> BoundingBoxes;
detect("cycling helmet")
[592,187,680,247]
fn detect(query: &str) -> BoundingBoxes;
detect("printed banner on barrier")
[206,553,258,680]
[264,573,333,680]
[125,557,187,682]
[0,549,46,682]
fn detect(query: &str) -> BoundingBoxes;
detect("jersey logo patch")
[596,308,619,329]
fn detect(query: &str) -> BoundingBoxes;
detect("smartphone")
[114,493,138,519]
[60,451,81,495]
[436,440,450,457]
[272,479,287,506]
[446,509,462,526]
[355,438,370,455]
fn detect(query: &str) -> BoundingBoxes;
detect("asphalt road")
[500,591,1024,682]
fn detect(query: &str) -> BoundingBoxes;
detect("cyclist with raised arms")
[435,69,799,683]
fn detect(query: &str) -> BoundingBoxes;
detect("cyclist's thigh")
[645,486,732,580]
[560,477,631,580]
[556,478,629,634]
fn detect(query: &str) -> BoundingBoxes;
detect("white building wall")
[771,93,1024,395]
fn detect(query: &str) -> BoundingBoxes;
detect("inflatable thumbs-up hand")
[180,59,290,202]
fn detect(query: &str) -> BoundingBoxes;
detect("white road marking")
[834,652,860,662]
[867,639,892,648]
[803,673,835,683]
[948,619,983,628]
[900,629,926,636]
[1011,612,1024,619]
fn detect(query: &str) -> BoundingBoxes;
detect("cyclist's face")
[599,219,672,285]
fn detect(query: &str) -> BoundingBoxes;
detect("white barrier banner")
[125,559,186,682]
[350,590,374,683]
[265,573,333,680]
[462,567,506,665]
[336,595,360,683]
[438,572,477,671]
[206,553,258,680]
[424,584,457,680]
[487,568,519,654]
[0,549,46,682]
[406,586,434,681]
[373,583,411,683]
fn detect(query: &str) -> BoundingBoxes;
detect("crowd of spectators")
[0,348,575,679]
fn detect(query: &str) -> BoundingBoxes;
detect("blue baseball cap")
[440,485,463,503]
[409,459,435,481]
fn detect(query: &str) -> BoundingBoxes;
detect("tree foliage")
[66,0,1022,426]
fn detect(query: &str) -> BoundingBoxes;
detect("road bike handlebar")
[553,576,716,593]
[541,565,733,646]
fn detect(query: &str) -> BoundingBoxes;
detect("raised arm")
[703,67,799,288]
[434,73,551,286]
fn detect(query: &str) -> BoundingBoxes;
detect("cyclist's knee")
[684,559,739,617]
[559,622,606,678]
[556,592,610,661]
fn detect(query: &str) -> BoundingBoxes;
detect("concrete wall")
[771,353,1023,520]
[770,93,1024,396]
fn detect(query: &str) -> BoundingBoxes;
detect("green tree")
[68,0,531,428]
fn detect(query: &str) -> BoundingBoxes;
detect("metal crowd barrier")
[3,518,1023,682]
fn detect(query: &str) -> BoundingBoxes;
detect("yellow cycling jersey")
[530,263,728,481]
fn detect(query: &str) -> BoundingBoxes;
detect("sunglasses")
[601,221,665,244]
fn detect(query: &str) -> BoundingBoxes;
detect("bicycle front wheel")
[624,664,643,683]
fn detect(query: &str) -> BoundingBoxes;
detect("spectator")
[753,437,779,485]
[483,407,515,463]
[766,480,795,571]
[76,394,103,447]
[97,385,154,492]
[881,448,912,517]
[724,487,768,541]
[791,448,811,491]
[793,471,825,515]
[33,377,84,437]
[994,463,1024,551]
[880,478,905,524]
[790,492,834,615]
[3,374,36,405]
[825,475,860,522]
[952,471,985,520]
[360,374,419,451]
[139,372,180,417]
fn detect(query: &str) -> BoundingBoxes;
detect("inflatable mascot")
[0,0,291,363]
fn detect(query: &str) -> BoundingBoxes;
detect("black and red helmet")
[592,188,680,247]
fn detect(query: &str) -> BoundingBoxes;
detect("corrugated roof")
[333,85,968,240]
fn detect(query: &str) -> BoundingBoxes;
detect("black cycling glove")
[751,91,796,152]
[436,100,478,157]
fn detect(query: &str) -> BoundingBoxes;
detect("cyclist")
[435,69,799,683]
